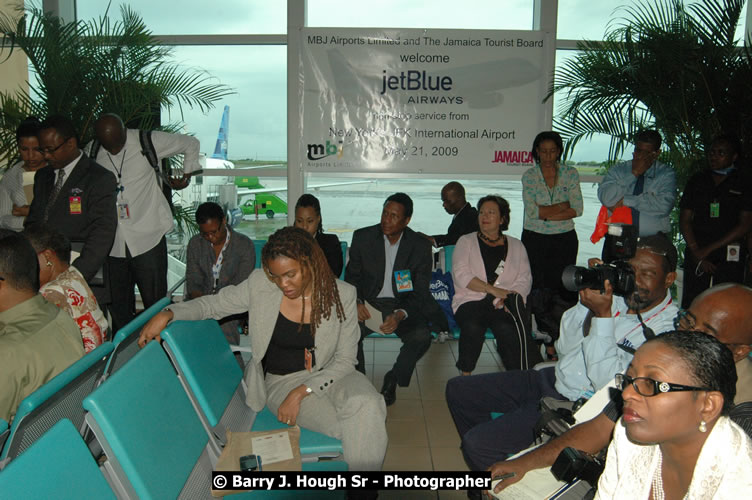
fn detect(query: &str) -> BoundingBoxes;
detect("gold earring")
[699,421,707,433]
[45,260,52,267]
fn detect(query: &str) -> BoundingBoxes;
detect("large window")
[168,45,287,162]
[76,0,286,35]
[558,0,748,44]
[307,0,533,30]
[557,0,627,40]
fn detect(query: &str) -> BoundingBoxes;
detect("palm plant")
[0,3,234,232]
[551,0,752,187]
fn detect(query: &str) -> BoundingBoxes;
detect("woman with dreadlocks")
[139,227,387,475]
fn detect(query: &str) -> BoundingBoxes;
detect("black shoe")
[381,370,397,406]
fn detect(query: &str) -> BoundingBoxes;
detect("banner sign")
[299,28,551,175]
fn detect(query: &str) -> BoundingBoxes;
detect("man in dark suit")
[26,115,117,309]
[346,193,433,406]
[421,181,479,248]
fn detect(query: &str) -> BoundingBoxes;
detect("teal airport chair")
[254,239,265,269]
[104,296,171,378]
[0,342,114,466]
[0,419,116,500]
[338,240,347,279]
[83,342,345,500]
[0,418,8,454]
[160,320,344,462]
[84,341,224,500]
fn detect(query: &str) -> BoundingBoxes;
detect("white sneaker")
[435,331,450,344]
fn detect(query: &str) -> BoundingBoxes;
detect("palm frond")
[549,0,752,184]
[0,4,235,163]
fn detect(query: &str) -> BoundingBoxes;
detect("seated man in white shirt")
[446,233,678,478]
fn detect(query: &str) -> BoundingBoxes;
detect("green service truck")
[236,176,288,219]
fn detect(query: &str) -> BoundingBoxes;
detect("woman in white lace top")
[596,330,752,499]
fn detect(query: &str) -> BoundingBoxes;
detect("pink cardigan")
[451,232,532,313]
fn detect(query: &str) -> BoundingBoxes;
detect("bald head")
[440,181,467,215]
[94,113,127,154]
[688,284,752,362]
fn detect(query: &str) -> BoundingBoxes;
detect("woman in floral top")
[24,224,107,353]
[521,131,583,359]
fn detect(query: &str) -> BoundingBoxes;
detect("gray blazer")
[168,269,359,412]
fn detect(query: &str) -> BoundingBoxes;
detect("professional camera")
[552,447,605,487]
[561,223,637,296]
[561,260,635,296]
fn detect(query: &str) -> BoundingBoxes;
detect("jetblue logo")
[307,140,343,161]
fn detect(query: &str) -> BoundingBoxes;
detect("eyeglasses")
[200,220,225,239]
[633,147,658,157]
[673,308,696,330]
[41,138,70,155]
[615,373,713,397]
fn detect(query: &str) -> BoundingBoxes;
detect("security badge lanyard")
[304,346,315,372]
[108,150,130,220]
[211,228,231,294]
[616,298,672,355]
[710,200,720,218]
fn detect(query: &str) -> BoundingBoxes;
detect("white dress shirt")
[90,129,200,258]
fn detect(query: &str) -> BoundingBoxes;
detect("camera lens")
[562,265,601,292]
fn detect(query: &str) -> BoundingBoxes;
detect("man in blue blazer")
[26,116,117,308]
[346,192,433,406]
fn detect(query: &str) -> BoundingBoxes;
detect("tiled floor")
[362,337,505,500]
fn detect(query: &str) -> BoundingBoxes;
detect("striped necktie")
[44,169,66,221]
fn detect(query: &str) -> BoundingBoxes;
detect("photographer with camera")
[446,233,678,496]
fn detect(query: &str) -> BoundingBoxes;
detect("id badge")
[494,259,506,277]
[304,348,314,372]
[394,269,414,292]
[727,244,740,262]
[709,202,720,218]
[69,196,82,215]
[117,201,130,220]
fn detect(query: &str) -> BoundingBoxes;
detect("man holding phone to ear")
[597,130,676,261]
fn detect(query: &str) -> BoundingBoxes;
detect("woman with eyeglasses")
[184,202,254,351]
[596,330,752,499]
[521,131,583,360]
[0,118,46,231]
[679,134,752,309]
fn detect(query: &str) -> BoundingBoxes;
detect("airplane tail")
[211,105,229,160]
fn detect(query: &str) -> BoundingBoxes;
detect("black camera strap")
[618,309,656,355]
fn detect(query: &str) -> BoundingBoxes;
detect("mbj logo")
[492,150,534,165]
[307,140,344,161]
